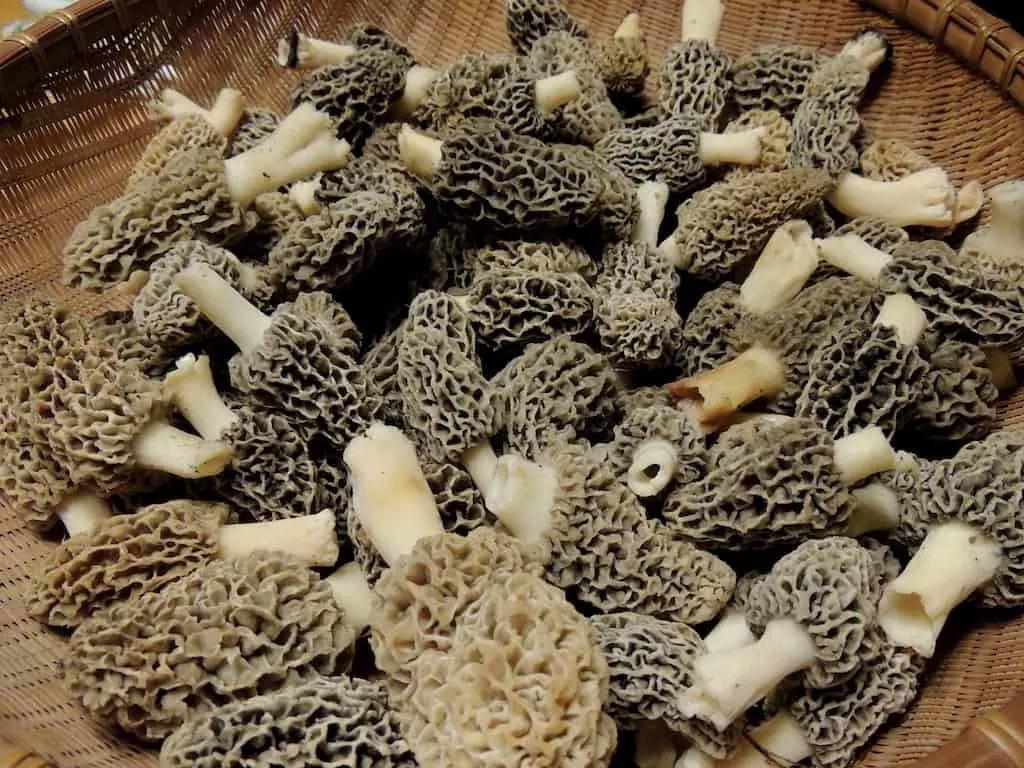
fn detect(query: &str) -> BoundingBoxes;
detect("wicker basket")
[2,0,1024,766]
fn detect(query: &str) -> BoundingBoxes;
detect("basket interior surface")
[1,0,1024,765]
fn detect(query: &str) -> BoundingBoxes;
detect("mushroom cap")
[599,241,679,304]
[64,552,355,741]
[289,47,409,147]
[731,44,829,117]
[493,335,621,458]
[344,23,416,65]
[127,115,226,190]
[317,157,428,244]
[361,121,407,165]
[466,267,596,352]
[591,612,742,758]
[28,500,229,629]
[663,418,855,550]
[0,408,74,532]
[880,240,1024,347]
[672,168,833,282]
[658,40,732,130]
[906,339,998,442]
[160,676,416,768]
[397,290,498,463]
[604,403,708,491]
[228,291,370,449]
[788,629,925,768]
[505,0,588,55]
[241,191,306,256]
[746,537,885,688]
[724,109,793,176]
[859,137,933,182]
[676,282,746,378]
[795,321,930,438]
[363,325,405,428]
[594,35,649,98]
[466,237,597,282]
[403,570,617,767]
[371,527,543,699]
[226,106,281,156]
[595,116,704,194]
[62,145,251,289]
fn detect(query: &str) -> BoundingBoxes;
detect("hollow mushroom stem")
[698,128,766,166]
[164,354,239,441]
[832,426,898,485]
[699,711,813,768]
[632,181,670,249]
[681,0,724,43]
[150,87,245,137]
[614,11,642,39]
[289,176,323,215]
[485,454,558,545]
[132,419,234,478]
[324,562,374,632]
[666,345,787,432]
[839,29,892,73]
[534,70,582,113]
[879,521,1003,657]
[389,65,443,120]
[223,104,351,207]
[828,168,956,228]
[627,439,679,497]
[56,491,112,537]
[216,509,340,566]
[276,28,358,69]
[874,293,927,347]
[174,263,272,355]
[703,607,756,653]
[343,422,444,566]
[816,233,892,285]
[847,482,901,536]
[740,220,817,315]
[461,439,500,499]
[680,617,819,731]
[399,125,443,179]
[983,346,1017,390]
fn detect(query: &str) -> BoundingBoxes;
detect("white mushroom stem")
[698,128,766,166]
[875,293,927,347]
[276,29,357,69]
[223,104,351,207]
[164,353,239,441]
[816,233,892,285]
[614,11,643,39]
[399,125,443,179]
[703,607,756,653]
[56,491,112,537]
[389,65,443,120]
[677,748,717,768]
[658,234,682,269]
[150,87,245,137]
[344,423,444,566]
[680,618,818,730]
[828,168,956,228]
[832,426,898,485]
[740,220,817,315]
[174,263,272,355]
[847,482,901,536]
[216,509,340,566]
[681,0,724,43]
[983,346,1017,390]
[962,180,1024,265]
[668,345,787,431]
[485,454,559,545]
[954,180,985,224]
[535,70,582,113]
[324,562,374,633]
[839,29,891,73]
[461,439,500,499]
[627,439,679,497]
[132,419,234,478]
[289,176,323,215]
[632,181,670,249]
[880,521,1003,657]
[697,712,813,768]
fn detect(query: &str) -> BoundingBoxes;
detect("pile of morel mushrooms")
[4,0,1023,765]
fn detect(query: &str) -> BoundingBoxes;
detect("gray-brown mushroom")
[504,0,588,55]
[657,0,731,129]
[731,44,829,117]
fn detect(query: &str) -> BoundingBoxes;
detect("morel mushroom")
[723,109,792,176]
[658,0,731,129]
[591,612,741,758]
[594,12,650,99]
[731,43,828,117]
[160,676,416,768]
[504,0,588,54]
[63,103,350,288]
[879,430,1024,657]
[174,263,370,449]
[403,571,617,767]
[464,236,598,282]
[680,537,887,730]
[661,418,897,549]
[64,552,356,741]
[958,180,1024,281]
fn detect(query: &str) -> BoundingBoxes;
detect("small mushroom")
[594,12,650,100]
[64,551,357,741]
[958,180,1024,281]
[859,137,934,182]
[680,537,887,730]
[160,676,416,768]
[658,0,731,129]
[504,0,588,55]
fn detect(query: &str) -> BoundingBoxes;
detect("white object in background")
[23,0,76,14]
